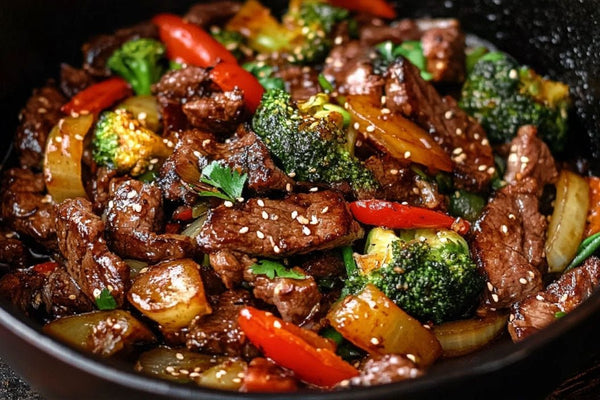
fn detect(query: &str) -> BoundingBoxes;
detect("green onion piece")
[466,46,489,74]
[554,311,567,319]
[318,73,334,93]
[564,232,600,272]
[341,246,356,275]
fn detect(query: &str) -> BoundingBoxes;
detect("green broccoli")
[346,227,484,324]
[211,27,253,62]
[459,51,571,152]
[252,89,377,192]
[242,61,285,91]
[107,38,167,95]
[92,110,172,176]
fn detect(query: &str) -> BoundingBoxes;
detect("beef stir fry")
[2,0,599,392]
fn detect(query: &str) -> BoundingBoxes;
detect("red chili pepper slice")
[33,261,59,275]
[172,206,193,222]
[238,306,359,388]
[327,0,397,19]
[61,77,131,115]
[350,199,470,235]
[210,62,264,113]
[152,13,237,67]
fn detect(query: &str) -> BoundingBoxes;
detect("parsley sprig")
[198,161,248,202]
[95,288,117,310]
[251,260,306,280]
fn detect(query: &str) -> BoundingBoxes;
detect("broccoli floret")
[252,89,376,192]
[92,110,172,176]
[347,228,484,324]
[459,51,571,152]
[242,61,285,91]
[107,38,167,95]
[211,27,253,62]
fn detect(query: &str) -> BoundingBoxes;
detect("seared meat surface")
[209,250,255,289]
[0,234,28,268]
[60,63,95,98]
[184,1,242,28]
[419,19,466,83]
[197,191,363,257]
[347,354,423,387]
[509,257,600,341]
[55,198,129,306]
[275,64,322,102]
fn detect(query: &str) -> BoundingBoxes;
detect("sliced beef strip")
[359,18,421,46]
[0,233,29,269]
[186,289,256,357]
[197,191,363,257]
[87,166,127,214]
[15,85,66,169]
[59,63,95,98]
[0,262,93,318]
[509,256,600,341]
[274,65,321,102]
[345,354,423,387]
[471,178,546,308]
[182,88,245,133]
[1,168,56,250]
[184,1,242,28]
[364,154,445,209]
[82,21,158,77]
[385,58,494,192]
[55,198,129,306]
[420,19,466,83]
[209,250,255,289]
[242,358,299,392]
[504,125,558,195]
[105,180,195,263]
[252,273,322,324]
[323,41,384,98]
[300,250,345,279]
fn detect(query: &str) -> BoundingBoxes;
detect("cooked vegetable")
[209,61,265,112]
[432,311,507,357]
[349,200,470,235]
[346,95,453,172]
[250,260,306,279]
[196,359,247,390]
[61,77,132,115]
[43,114,93,203]
[116,95,161,132]
[107,38,167,95]
[238,306,358,388]
[565,232,600,272]
[128,259,212,330]
[465,46,489,75]
[211,27,253,61]
[198,161,248,202]
[328,284,442,367]
[585,176,600,237]
[252,89,377,192]
[448,190,486,222]
[43,310,156,357]
[243,61,285,91]
[460,51,571,152]
[227,0,349,64]
[92,109,172,176]
[545,170,589,273]
[327,0,397,19]
[346,228,484,324]
[375,40,433,81]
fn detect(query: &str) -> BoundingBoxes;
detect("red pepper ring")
[238,306,359,388]
[349,199,471,235]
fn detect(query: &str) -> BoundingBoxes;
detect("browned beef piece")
[323,41,384,98]
[153,66,244,135]
[471,178,546,308]
[59,63,95,98]
[300,251,345,279]
[1,168,56,249]
[242,358,299,392]
[184,1,242,28]
[82,21,158,77]
[385,58,494,191]
[0,263,93,317]
[504,125,558,195]
[359,19,421,46]
[55,198,129,306]
[509,257,600,341]
[209,250,255,289]
[186,289,256,356]
[345,354,423,387]
[364,155,445,209]
[419,19,466,83]
[15,85,65,169]
[0,233,29,268]
[87,167,127,214]
[105,180,195,263]
[274,65,321,102]
[252,273,322,324]
[197,191,363,257]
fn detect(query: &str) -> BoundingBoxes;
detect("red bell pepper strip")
[32,261,59,275]
[210,62,264,113]
[172,206,194,222]
[238,306,359,388]
[350,200,470,235]
[152,13,237,67]
[61,77,131,115]
[327,0,397,19]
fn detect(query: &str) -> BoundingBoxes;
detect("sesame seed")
[452,147,463,155]
[491,293,499,303]
[321,206,329,214]
[509,314,515,321]
[487,282,494,291]
[288,171,297,178]
[166,366,175,373]
[309,187,319,192]
[291,211,298,219]
[274,245,281,254]
[262,211,269,220]
[560,293,568,303]
[501,225,508,234]
[508,213,516,220]
[202,139,211,147]
[297,216,309,225]
[481,138,489,146]
[404,151,411,159]
[286,183,293,192]
[390,169,399,175]
[302,226,311,236]
[487,167,496,175]
[406,354,417,363]
[68,294,77,300]
[257,199,265,207]
[132,204,142,212]
[528,271,535,278]
[310,215,319,225]
[127,191,137,199]
[113,323,122,331]
[93,288,101,298]
[55,136,62,143]
[520,156,530,163]
[193,150,202,159]
[380,95,387,105]
[370,337,380,345]
[74,134,84,141]
[381,108,391,114]
[455,128,463,135]
[138,112,147,120]
[366,125,375,133]
[236,197,244,203]
[273,320,282,329]
[239,226,249,234]
[175,352,184,360]
[353,122,360,130]
[474,133,481,140]
[444,110,454,119]
[519,278,528,285]
[478,165,487,171]
[256,231,265,239]
[509,69,518,79]
[271,214,279,221]
[536,295,545,301]
[224,201,234,208]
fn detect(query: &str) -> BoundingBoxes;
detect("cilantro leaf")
[554,311,567,319]
[199,161,248,202]
[95,288,117,310]
[251,260,306,280]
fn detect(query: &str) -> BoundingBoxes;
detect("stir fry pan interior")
[1,0,600,399]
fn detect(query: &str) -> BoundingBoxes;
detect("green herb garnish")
[198,161,248,202]
[95,288,117,310]
[251,260,306,280]
[554,311,567,319]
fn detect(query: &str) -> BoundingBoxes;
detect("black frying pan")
[1,1,599,399]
